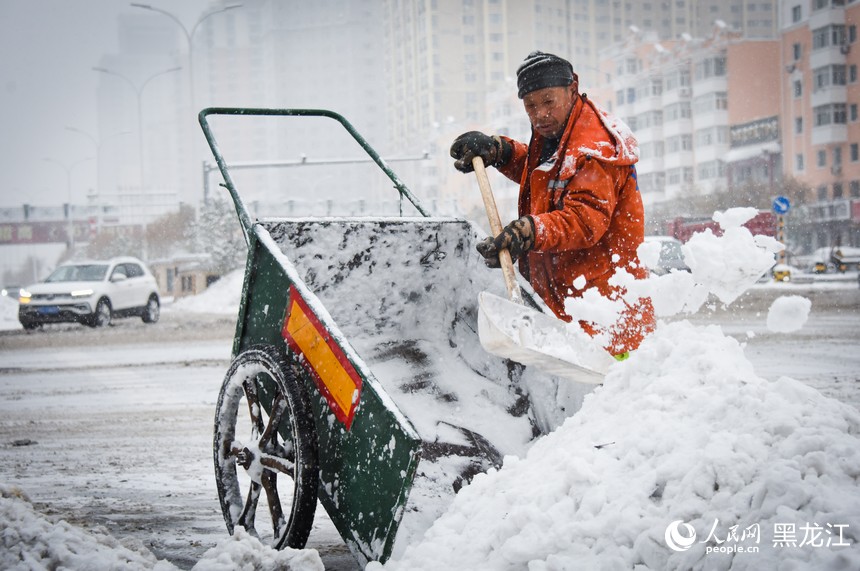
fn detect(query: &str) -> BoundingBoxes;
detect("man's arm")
[495,136,528,184]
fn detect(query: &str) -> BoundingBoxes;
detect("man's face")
[522,84,576,139]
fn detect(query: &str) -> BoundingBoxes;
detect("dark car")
[643,236,691,275]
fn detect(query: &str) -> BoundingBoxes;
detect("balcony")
[810,44,850,69]
[809,5,845,31]
[811,84,847,107]
[811,123,848,145]
[801,199,852,222]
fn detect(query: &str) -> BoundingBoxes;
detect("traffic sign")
[772,196,791,215]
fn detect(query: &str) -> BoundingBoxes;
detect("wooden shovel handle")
[472,156,523,304]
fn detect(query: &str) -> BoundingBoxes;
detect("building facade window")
[665,68,690,90]
[796,153,805,171]
[793,43,802,60]
[795,117,803,133]
[694,56,727,80]
[813,65,847,90]
[811,25,846,50]
[814,103,847,125]
[833,182,843,199]
[817,149,827,167]
[697,160,726,180]
[695,126,729,146]
[637,110,664,128]
[666,101,692,121]
[793,79,802,97]
[792,5,802,23]
[851,143,859,162]
[667,134,693,152]
[692,92,728,113]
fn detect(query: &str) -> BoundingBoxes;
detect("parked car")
[643,235,691,275]
[18,257,160,329]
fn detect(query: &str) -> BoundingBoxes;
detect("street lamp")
[130,3,242,109]
[92,65,181,189]
[42,157,94,251]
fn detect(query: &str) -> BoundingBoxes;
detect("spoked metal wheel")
[214,344,319,549]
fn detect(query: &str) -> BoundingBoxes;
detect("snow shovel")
[471,156,614,384]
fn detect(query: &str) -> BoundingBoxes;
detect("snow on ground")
[2,208,859,570]
[370,209,860,570]
[1,484,324,571]
[165,270,243,317]
[0,294,20,331]
[371,319,860,570]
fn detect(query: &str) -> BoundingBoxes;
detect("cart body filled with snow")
[200,108,593,564]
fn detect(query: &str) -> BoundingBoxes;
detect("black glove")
[476,216,536,268]
[449,131,511,173]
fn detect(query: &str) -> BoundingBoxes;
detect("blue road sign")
[772,196,791,215]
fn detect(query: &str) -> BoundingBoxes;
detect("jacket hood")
[548,96,639,179]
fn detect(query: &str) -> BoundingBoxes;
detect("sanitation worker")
[449,51,654,357]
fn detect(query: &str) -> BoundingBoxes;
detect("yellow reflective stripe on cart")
[282,286,361,429]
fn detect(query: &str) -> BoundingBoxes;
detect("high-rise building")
[778,0,859,252]
[95,1,398,219]
[94,12,185,226]
[383,0,780,218]
[601,26,777,205]
[382,0,778,153]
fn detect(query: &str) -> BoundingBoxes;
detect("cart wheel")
[214,344,319,549]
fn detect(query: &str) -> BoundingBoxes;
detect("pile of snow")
[372,319,860,570]
[0,295,18,331]
[372,208,860,570]
[0,484,323,571]
[166,269,243,316]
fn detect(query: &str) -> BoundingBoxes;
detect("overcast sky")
[0,0,211,209]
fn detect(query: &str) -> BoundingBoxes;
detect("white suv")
[18,257,160,329]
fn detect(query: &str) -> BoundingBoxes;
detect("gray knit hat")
[516,51,576,99]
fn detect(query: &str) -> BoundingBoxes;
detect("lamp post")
[129,3,242,110]
[42,157,94,251]
[92,65,181,189]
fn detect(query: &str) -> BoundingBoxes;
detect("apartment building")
[596,0,859,254]
[602,29,784,207]
[386,0,780,219]
[781,0,860,251]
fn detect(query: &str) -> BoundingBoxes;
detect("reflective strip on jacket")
[497,94,655,354]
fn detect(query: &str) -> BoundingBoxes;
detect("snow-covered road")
[0,282,858,569]
[0,312,356,570]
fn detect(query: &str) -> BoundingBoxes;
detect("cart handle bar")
[198,107,430,243]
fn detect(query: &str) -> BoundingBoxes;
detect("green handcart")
[200,108,588,565]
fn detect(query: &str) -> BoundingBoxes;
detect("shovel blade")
[477,291,613,384]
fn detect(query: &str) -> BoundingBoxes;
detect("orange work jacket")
[497,94,654,354]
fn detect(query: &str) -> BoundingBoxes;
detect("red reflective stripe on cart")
[282,286,361,430]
